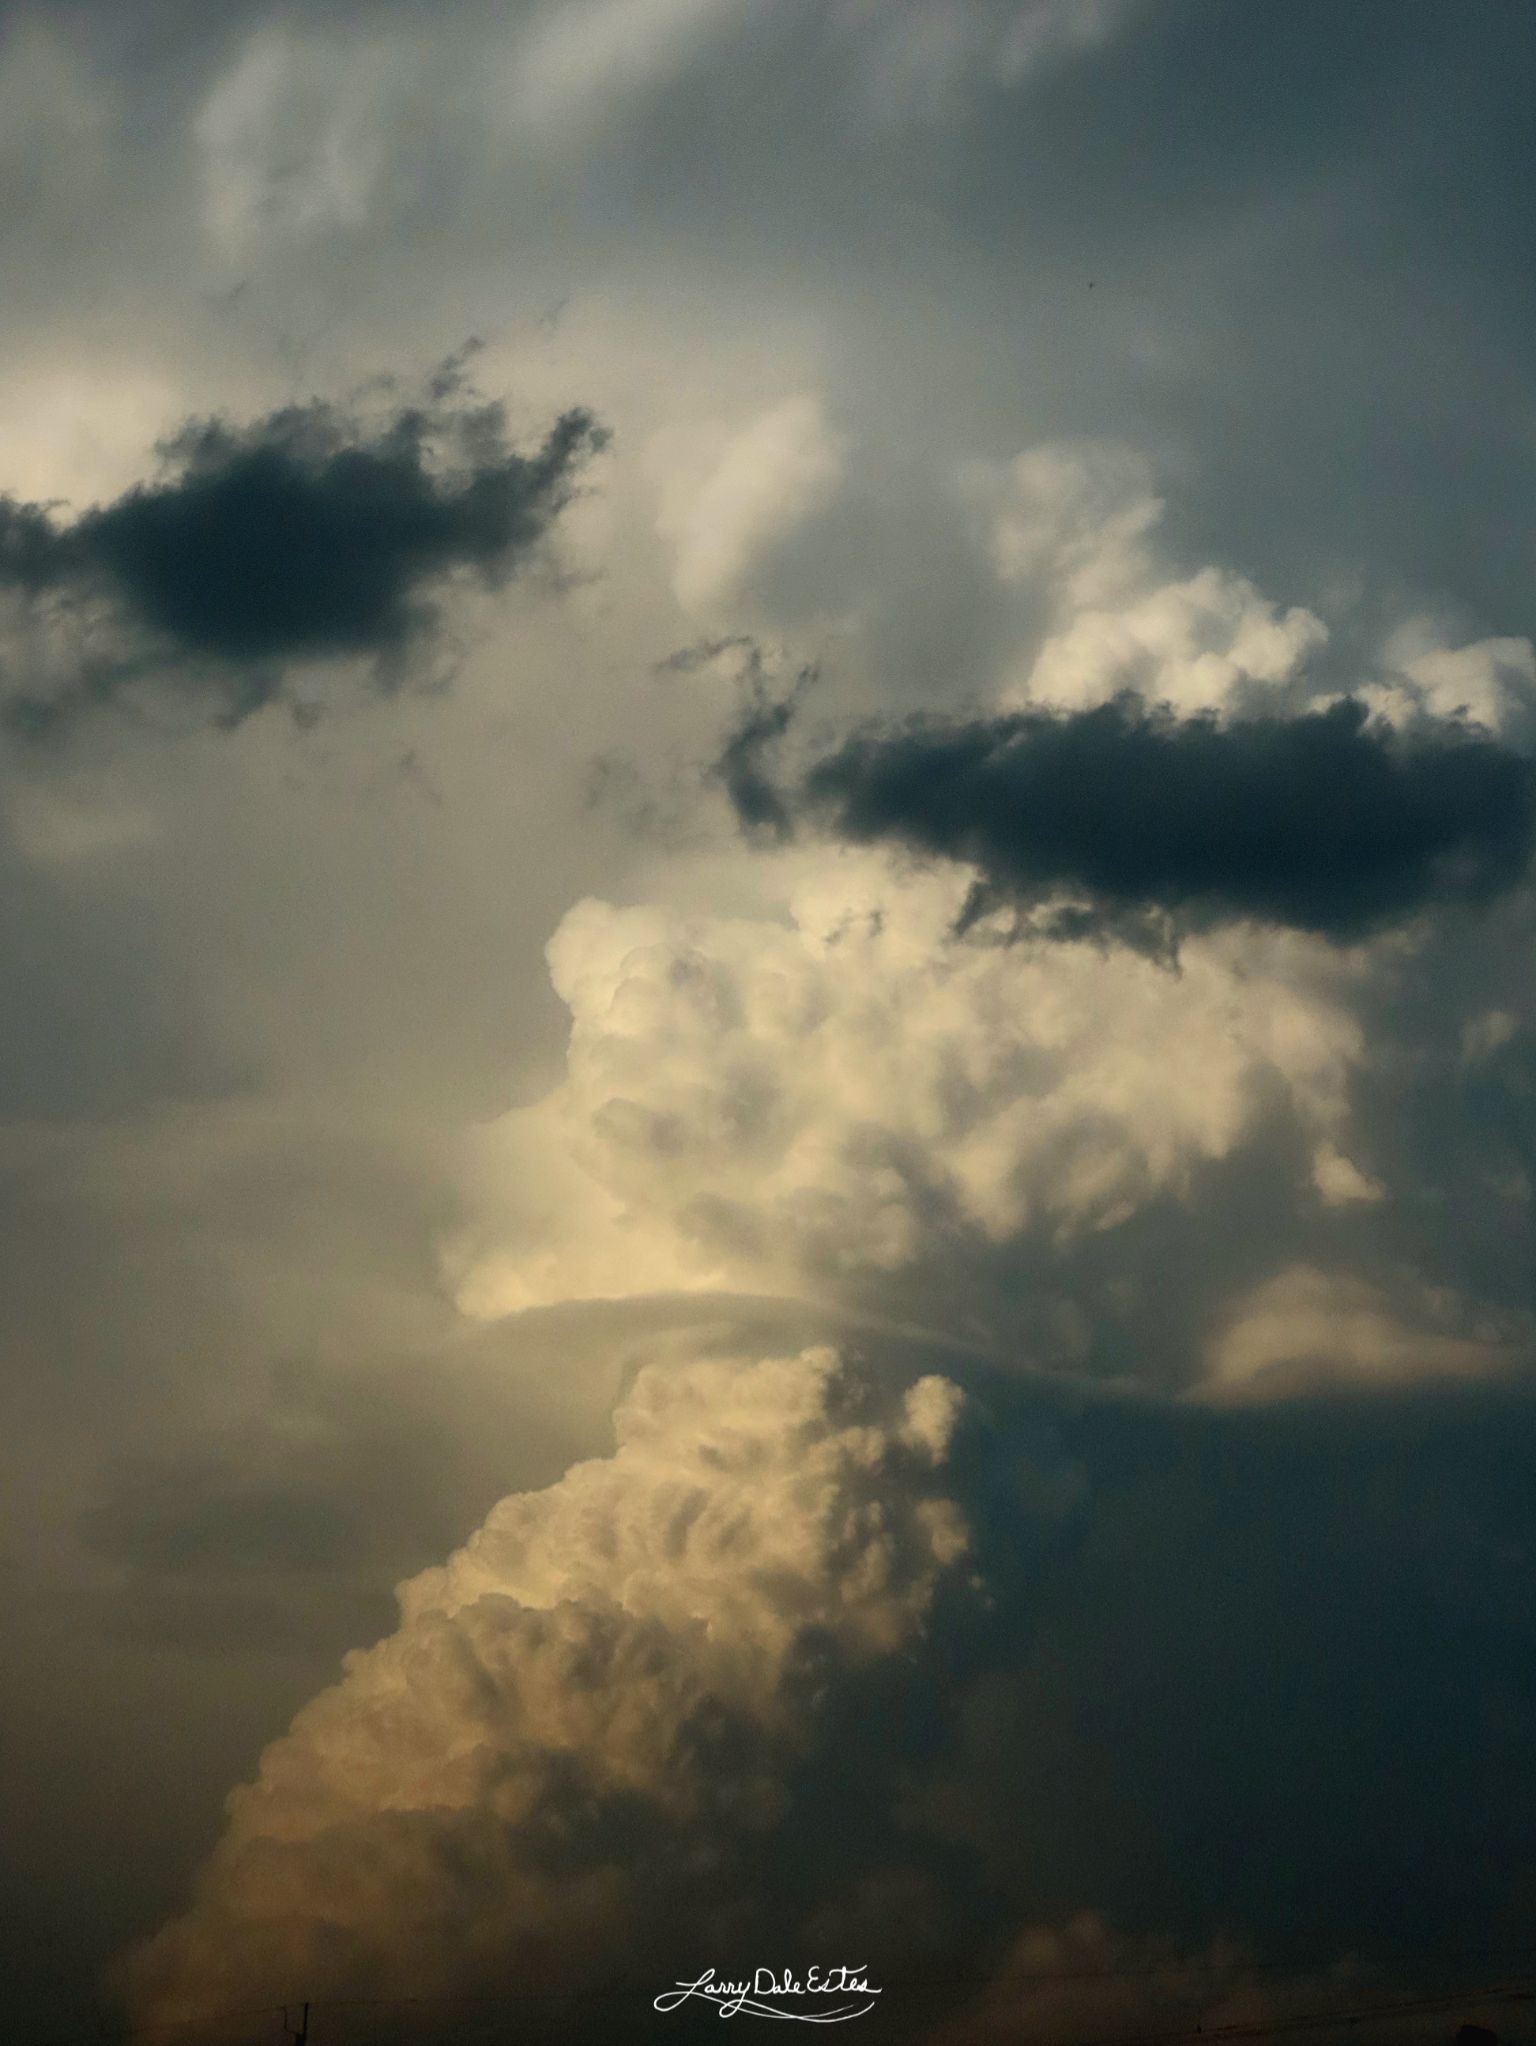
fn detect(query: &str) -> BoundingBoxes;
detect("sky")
[3,3,1536,2042]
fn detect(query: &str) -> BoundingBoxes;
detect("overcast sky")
[4,5,1536,2043]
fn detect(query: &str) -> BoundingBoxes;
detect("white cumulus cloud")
[450,851,1367,1318]
[966,439,1328,716]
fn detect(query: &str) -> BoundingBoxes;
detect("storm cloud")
[111,1339,1536,2046]
[7,5,1536,2042]
[726,694,1536,942]
[0,374,605,726]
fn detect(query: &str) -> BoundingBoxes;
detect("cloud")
[115,1343,978,2028]
[709,645,814,835]
[967,441,1164,614]
[837,0,1143,125]
[449,853,1364,1318]
[494,0,1140,145]
[112,1337,1536,2041]
[723,694,1536,943]
[194,25,409,258]
[1022,566,1329,718]
[0,372,606,729]
[1366,630,1536,737]
[653,394,847,615]
[502,0,737,140]
[963,440,1329,718]
[1204,1263,1525,1400]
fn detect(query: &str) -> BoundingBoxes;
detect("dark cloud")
[706,644,816,838]
[0,376,605,729]
[932,1375,1536,1969]
[726,692,1536,941]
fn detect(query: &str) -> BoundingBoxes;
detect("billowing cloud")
[963,440,1329,718]
[1022,566,1329,718]
[113,1335,1536,2043]
[721,694,1536,943]
[116,1343,979,2028]
[1365,628,1536,737]
[0,371,605,728]
[450,853,1365,1318]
